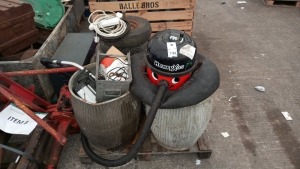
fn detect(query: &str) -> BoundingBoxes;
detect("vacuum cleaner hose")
[81,80,169,167]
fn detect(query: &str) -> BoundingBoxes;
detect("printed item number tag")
[167,42,178,58]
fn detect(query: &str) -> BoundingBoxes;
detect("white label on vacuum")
[179,44,196,60]
[167,42,178,58]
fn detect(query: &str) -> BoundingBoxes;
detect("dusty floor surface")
[57,0,300,168]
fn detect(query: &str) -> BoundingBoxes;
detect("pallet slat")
[79,132,212,164]
[128,9,194,21]
[89,0,195,11]
[150,21,193,32]
[151,31,192,37]
[265,0,300,7]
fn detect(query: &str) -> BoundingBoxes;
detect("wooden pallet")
[88,0,196,35]
[265,0,300,7]
[79,132,212,164]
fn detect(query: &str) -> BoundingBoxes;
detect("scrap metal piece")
[255,86,266,92]
[2,67,77,77]
[0,85,67,145]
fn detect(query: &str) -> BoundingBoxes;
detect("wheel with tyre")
[100,41,148,55]
[100,15,152,49]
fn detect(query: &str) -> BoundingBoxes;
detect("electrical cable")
[88,10,128,38]
[0,144,41,164]
[81,80,169,167]
[106,67,128,81]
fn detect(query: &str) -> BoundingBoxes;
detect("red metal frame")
[2,67,77,77]
[0,73,50,112]
[46,85,79,169]
[0,67,79,168]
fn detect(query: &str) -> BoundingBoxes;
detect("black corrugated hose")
[81,80,169,167]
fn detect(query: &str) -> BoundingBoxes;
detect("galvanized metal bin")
[146,97,212,151]
[0,0,84,101]
[69,63,141,152]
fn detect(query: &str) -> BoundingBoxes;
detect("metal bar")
[0,144,37,163]
[7,85,46,113]
[1,67,78,77]
[0,86,67,145]
[47,120,71,169]
[0,74,51,110]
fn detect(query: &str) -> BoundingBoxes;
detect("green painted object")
[21,0,65,29]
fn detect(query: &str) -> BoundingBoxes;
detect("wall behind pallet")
[89,0,196,35]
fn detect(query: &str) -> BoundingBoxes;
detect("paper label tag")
[179,44,196,60]
[0,104,47,135]
[221,132,230,138]
[281,111,292,121]
[167,42,178,58]
[77,85,96,103]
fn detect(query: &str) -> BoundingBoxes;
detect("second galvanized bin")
[146,97,212,151]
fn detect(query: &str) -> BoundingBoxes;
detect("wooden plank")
[0,1,20,8]
[266,0,299,1]
[79,132,211,164]
[79,144,93,164]
[197,132,212,159]
[0,131,12,169]
[15,127,43,169]
[127,9,194,21]
[89,0,194,12]
[266,0,275,5]
[151,30,192,37]
[150,21,193,32]
[265,0,300,6]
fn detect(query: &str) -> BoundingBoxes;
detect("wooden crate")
[264,0,300,7]
[89,0,196,35]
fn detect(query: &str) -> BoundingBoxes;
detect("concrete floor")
[57,0,300,168]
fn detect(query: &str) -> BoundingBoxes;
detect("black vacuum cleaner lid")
[147,29,197,74]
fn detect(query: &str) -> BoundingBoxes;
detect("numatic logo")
[154,60,184,72]
[169,36,178,41]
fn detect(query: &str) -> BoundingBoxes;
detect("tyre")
[100,15,152,48]
[100,41,148,55]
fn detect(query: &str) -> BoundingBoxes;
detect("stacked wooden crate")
[265,0,300,7]
[0,0,38,57]
[89,0,196,35]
